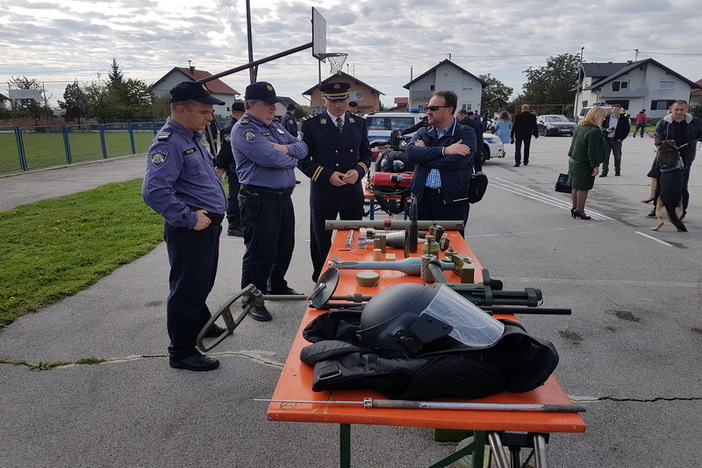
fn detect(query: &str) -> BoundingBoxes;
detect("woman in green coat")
[567,106,608,219]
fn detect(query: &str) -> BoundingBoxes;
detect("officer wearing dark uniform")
[299,82,372,282]
[215,101,245,236]
[142,81,227,372]
[232,82,308,321]
[282,103,298,137]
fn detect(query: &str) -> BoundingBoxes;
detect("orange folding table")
[266,229,585,467]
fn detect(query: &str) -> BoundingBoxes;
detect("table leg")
[340,423,351,468]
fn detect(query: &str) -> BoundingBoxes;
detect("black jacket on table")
[602,114,631,141]
[406,119,477,204]
[299,112,372,210]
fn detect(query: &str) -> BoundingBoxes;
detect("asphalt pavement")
[1,137,701,467]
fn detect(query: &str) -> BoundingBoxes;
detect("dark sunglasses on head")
[425,105,450,112]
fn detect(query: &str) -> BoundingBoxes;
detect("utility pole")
[635,49,639,61]
[246,0,256,83]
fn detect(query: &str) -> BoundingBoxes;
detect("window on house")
[659,81,674,90]
[350,91,363,101]
[461,103,472,111]
[430,85,435,91]
[651,100,675,110]
[612,81,629,91]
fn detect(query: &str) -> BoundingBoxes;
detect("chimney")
[188,60,195,75]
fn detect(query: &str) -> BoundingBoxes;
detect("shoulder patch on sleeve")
[157,129,172,141]
[149,150,168,167]
[224,134,231,143]
[244,130,256,141]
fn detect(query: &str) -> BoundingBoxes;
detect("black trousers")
[164,222,221,360]
[225,170,242,229]
[239,192,295,293]
[418,190,469,237]
[310,206,364,282]
[514,137,532,164]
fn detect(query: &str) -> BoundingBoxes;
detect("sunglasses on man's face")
[425,105,450,112]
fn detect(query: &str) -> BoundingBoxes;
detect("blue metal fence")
[0,122,169,173]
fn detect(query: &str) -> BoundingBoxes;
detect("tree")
[8,76,51,120]
[519,53,580,115]
[58,81,88,123]
[479,74,513,116]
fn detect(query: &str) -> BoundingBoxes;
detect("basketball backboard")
[312,7,327,62]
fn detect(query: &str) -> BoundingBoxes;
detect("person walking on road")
[510,104,538,167]
[633,109,648,138]
[600,104,630,177]
[142,81,227,372]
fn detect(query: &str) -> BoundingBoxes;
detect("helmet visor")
[420,284,505,348]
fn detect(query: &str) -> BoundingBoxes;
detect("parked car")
[536,115,576,136]
[365,111,427,148]
[481,133,505,164]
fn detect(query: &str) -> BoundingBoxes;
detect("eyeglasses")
[425,105,451,112]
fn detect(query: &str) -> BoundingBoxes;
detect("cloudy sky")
[2,0,700,108]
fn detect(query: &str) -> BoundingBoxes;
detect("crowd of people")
[141,80,700,371]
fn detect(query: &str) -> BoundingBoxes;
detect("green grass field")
[0,178,163,327]
[0,130,155,172]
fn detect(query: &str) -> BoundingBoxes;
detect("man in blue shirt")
[232,82,308,321]
[407,90,477,236]
[142,81,227,372]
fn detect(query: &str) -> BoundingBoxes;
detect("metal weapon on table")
[198,267,570,352]
[325,219,464,231]
[328,255,455,276]
[256,397,586,413]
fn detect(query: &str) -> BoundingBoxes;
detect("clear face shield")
[416,284,505,348]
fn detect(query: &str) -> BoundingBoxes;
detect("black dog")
[651,140,686,232]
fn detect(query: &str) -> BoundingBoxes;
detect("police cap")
[245,81,281,103]
[286,103,296,111]
[169,81,225,105]
[320,82,350,101]
[231,101,245,112]
[348,101,358,108]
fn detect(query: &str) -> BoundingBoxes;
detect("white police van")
[365,111,426,148]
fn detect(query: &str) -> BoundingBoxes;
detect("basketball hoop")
[320,53,348,75]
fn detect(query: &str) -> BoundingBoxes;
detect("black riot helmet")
[356,283,505,358]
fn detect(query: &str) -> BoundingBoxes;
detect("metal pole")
[201,42,313,84]
[257,398,587,413]
[245,0,255,84]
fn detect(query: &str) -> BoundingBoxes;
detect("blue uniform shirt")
[231,113,308,189]
[142,118,227,229]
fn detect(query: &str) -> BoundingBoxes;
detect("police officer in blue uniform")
[215,101,245,236]
[232,82,308,321]
[142,81,227,371]
[299,82,372,282]
[282,103,298,137]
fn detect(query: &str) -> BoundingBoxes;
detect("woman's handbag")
[555,173,571,194]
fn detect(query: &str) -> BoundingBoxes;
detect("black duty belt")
[241,184,293,200]
[204,212,225,224]
[425,187,442,194]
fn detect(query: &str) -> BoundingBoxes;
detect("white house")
[150,65,240,113]
[403,60,487,113]
[572,59,701,119]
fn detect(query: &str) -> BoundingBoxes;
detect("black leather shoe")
[599,172,607,177]
[169,354,219,371]
[523,161,528,166]
[202,324,227,338]
[646,209,656,218]
[249,305,272,322]
[513,163,520,167]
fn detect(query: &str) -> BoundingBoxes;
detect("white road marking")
[492,177,614,221]
[634,231,673,246]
